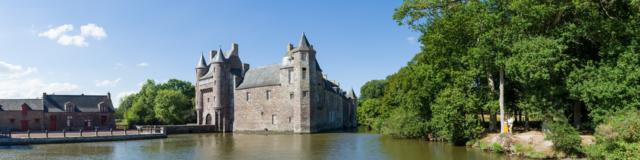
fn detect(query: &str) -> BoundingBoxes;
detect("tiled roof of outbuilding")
[43,95,114,113]
[0,99,43,111]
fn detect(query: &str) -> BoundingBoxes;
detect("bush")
[587,109,640,159]
[380,107,429,138]
[544,115,582,155]
[491,143,504,153]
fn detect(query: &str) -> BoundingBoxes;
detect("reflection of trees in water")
[378,135,505,160]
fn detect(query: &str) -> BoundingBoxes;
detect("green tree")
[115,93,137,120]
[154,89,192,124]
[359,80,386,101]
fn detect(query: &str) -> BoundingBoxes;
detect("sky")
[0,1,420,107]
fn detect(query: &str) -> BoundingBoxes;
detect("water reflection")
[0,132,505,160]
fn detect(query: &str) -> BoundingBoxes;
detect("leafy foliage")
[356,2,640,156]
[154,89,192,124]
[119,79,195,125]
[587,109,640,159]
[544,114,582,155]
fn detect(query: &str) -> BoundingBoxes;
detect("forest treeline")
[357,0,640,158]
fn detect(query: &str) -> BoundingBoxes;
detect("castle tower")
[211,48,231,132]
[280,33,318,133]
[195,47,235,132]
[195,53,208,124]
[346,88,358,128]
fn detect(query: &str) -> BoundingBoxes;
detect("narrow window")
[213,96,216,103]
[207,98,210,102]
[303,91,309,97]
[288,117,292,123]
[287,68,293,84]
[302,68,307,79]
[301,53,307,61]
[289,92,294,99]
[214,80,216,85]
[272,114,277,125]
[266,90,271,100]
[246,92,250,101]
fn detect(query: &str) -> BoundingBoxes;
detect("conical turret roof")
[298,32,312,50]
[196,53,207,68]
[212,48,226,63]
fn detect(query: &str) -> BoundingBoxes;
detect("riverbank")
[474,131,594,159]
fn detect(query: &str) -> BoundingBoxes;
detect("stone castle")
[195,34,357,133]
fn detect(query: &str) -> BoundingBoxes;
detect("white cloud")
[0,61,80,98]
[57,35,88,47]
[80,24,107,40]
[38,24,107,47]
[0,61,38,79]
[137,62,149,67]
[38,24,73,40]
[114,63,125,69]
[407,36,419,45]
[113,90,137,108]
[95,78,121,87]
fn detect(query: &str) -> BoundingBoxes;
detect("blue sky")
[0,1,420,107]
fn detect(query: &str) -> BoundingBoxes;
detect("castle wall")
[233,85,297,132]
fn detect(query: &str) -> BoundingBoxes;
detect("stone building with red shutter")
[0,93,115,131]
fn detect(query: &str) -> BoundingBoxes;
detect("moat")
[0,130,505,160]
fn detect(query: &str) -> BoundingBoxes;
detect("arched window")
[64,101,75,112]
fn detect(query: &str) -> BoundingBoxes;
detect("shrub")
[544,115,582,155]
[380,107,429,138]
[491,143,504,153]
[587,109,640,159]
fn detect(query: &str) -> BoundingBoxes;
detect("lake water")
[0,131,505,160]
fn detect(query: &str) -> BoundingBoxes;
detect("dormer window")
[98,101,108,112]
[21,103,29,115]
[64,101,75,112]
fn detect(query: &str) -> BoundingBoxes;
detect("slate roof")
[0,99,43,111]
[236,64,281,89]
[43,95,114,113]
[196,53,207,68]
[347,89,356,99]
[212,48,226,63]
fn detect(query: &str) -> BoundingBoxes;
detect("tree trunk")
[499,69,505,134]
[487,72,497,132]
[480,109,486,123]
[573,101,582,130]
[525,111,530,131]
[489,113,497,132]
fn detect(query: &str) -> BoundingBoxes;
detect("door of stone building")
[205,114,212,125]
[50,115,57,130]
[20,120,29,130]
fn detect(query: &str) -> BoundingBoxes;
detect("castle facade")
[195,34,357,133]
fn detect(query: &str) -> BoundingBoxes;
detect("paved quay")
[0,129,166,146]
